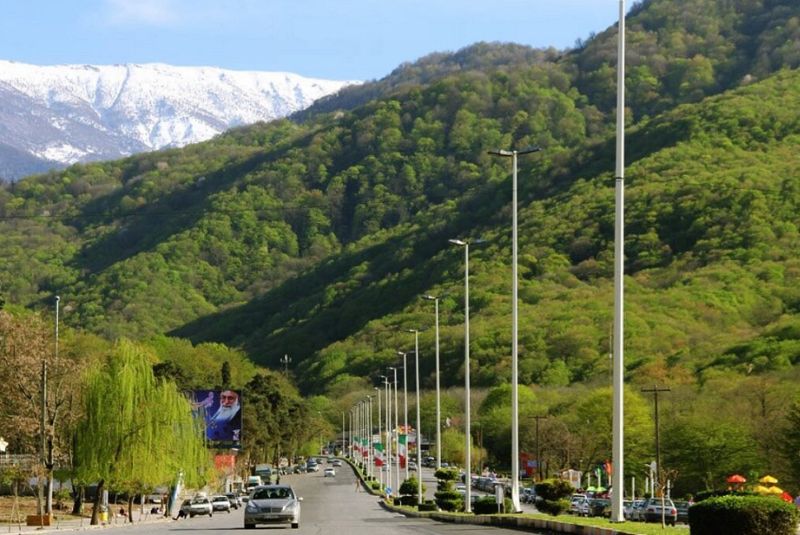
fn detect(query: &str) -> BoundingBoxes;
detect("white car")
[211,495,231,512]
[244,485,302,529]
[181,497,213,517]
[323,467,336,477]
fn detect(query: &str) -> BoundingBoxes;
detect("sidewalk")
[4,508,172,534]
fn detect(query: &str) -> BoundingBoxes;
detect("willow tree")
[74,340,208,524]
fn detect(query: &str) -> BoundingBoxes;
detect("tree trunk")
[127,496,134,523]
[71,484,84,516]
[90,479,104,525]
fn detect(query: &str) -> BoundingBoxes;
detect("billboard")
[192,390,242,445]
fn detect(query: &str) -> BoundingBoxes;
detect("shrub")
[399,477,425,498]
[472,496,514,514]
[433,489,462,512]
[537,498,570,516]
[689,495,800,535]
[418,502,438,511]
[370,481,381,490]
[534,479,574,516]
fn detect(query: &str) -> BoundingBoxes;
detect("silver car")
[244,485,302,529]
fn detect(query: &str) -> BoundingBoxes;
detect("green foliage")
[472,496,514,514]
[433,468,462,512]
[400,477,424,497]
[534,479,573,516]
[688,495,800,535]
[74,340,209,491]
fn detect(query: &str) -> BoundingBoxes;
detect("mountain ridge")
[0,60,358,180]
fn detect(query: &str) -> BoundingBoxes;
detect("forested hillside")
[0,0,798,396]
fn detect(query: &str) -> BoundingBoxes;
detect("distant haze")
[0,60,358,180]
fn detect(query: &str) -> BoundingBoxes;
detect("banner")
[374,443,385,466]
[398,434,407,468]
[192,390,242,445]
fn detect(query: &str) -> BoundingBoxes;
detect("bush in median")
[689,495,799,535]
[534,479,574,516]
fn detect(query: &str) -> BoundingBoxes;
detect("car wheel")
[189,513,195,518]
[245,523,255,529]
[291,522,299,529]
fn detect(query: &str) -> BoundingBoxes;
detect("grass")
[389,503,688,535]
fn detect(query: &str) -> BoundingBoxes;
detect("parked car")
[244,485,302,529]
[629,499,646,521]
[408,461,417,471]
[211,495,231,512]
[521,487,536,504]
[569,494,587,515]
[586,498,611,517]
[673,500,691,524]
[324,467,336,477]
[643,497,677,526]
[182,497,213,517]
[225,492,241,509]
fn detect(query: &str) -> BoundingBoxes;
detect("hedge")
[689,495,799,535]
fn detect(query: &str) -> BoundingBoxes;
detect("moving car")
[225,492,241,509]
[331,459,343,467]
[211,495,232,512]
[182,497,213,517]
[244,485,302,529]
[324,467,336,477]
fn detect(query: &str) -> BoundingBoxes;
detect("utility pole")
[641,386,670,493]
[532,415,547,481]
[280,354,292,376]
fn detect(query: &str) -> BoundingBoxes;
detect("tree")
[74,340,208,525]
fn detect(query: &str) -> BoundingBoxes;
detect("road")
[96,461,544,535]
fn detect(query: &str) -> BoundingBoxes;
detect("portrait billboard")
[192,390,242,445]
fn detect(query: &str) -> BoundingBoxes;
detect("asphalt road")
[97,461,543,535]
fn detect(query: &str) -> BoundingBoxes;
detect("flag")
[398,433,407,468]
[362,437,369,458]
[374,443,385,466]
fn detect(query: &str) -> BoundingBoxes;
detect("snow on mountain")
[0,60,358,180]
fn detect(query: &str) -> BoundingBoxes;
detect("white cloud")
[102,0,180,27]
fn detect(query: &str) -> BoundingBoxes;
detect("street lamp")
[422,294,442,470]
[404,329,423,505]
[383,375,392,492]
[388,366,400,492]
[396,350,410,480]
[448,239,473,512]
[488,146,542,512]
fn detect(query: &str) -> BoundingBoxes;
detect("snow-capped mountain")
[0,60,358,180]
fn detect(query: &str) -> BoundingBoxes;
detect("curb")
[379,499,640,535]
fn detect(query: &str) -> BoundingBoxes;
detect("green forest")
[1,0,800,498]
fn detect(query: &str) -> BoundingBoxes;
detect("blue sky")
[1,0,622,81]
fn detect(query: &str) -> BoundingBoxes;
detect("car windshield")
[253,487,293,500]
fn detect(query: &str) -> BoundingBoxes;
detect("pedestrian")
[174,509,187,520]
[355,479,360,492]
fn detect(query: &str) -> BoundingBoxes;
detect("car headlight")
[246,502,258,512]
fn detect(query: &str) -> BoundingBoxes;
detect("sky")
[1,0,623,81]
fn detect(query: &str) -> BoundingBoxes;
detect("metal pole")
[488,146,540,513]
[611,0,627,523]
[464,244,472,512]
[641,386,670,494]
[403,352,409,481]
[392,367,400,490]
[510,151,522,511]
[385,377,391,493]
[424,296,442,470]
[414,330,423,505]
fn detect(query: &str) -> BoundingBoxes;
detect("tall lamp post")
[404,329,423,505]
[448,239,473,512]
[383,375,392,492]
[610,0,627,522]
[397,350,410,480]
[422,294,442,470]
[488,146,542,512]
[389,366,400,490]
